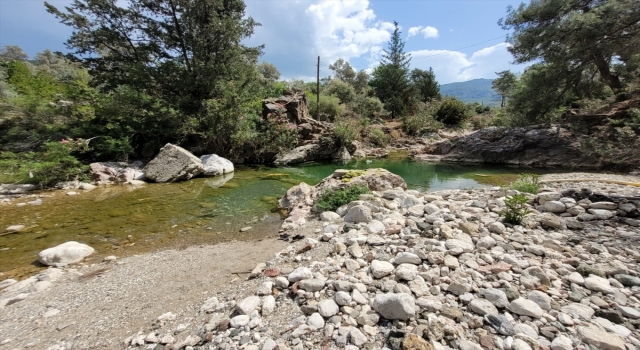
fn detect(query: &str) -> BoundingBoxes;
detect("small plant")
[510,173,540,194]
[501,194,530,225]
[369,128,389,147]
[315,184,371,212]
[333,118,360,146]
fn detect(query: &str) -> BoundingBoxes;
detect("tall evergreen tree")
[370,21,412,117]
[500,0,640,90]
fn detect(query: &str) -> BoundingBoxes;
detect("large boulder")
[143,144,204,183]
[38,241,94,267]
[274,137,339,166]
[416,125,597,168]
[200,154,234,176]
[262,91,309,124]
[315,168,407,192]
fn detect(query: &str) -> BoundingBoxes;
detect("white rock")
[445,239,474,253]
[476,236,496,249]
[590,202,617,210]
[527,290,551,310]
[143,143,204,182]
[578,324,626,350]
[395,264,418,281]
[317,299,339,317]
[235,296,261,315]
[372,293,416,320]
[230,315,250,328]
[200,297,220,313]
[588,209,614,220]
[551,335,573,350]
[307,313,325,329]
[262,295,275,316]
[200,154,234,176]
[366,220,385,234]
[488,222,506,235]
[469,298,498,316]
[288,267,313,282]
[481,288,509,308]
[38,241,94,267]
[538,192,562,202]
[567,272,584,284]
[334,291,352,306]
[544,201,566,213]
[584,274,614,294]
[509,298,543,318]
[320,212,340,222]
[560,303,595,320]
[370,260,394,278]
[394,252,421,265]
[5,225,25,233]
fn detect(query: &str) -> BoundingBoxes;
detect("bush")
[308,93,344,121]
[325,79,356,104]
[435,97,469,126]
[333,118,360,146]
[349,95,385,118]
[315,184,371,212]
[369,128,389,147]
[501,194,530,225]
[510,173,540,194]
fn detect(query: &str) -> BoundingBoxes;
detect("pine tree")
[411,67,441,102]
[370,21,412,118]
[492,70,518,107]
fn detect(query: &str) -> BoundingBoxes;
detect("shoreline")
[1,172,640,349]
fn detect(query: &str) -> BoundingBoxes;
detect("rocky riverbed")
[2,172,640,350]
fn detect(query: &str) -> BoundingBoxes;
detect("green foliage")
[308,93,344,121]
[500,0,639,92]
[501,194,530,225]
[329,59,356,84]
[492,70,518,108]
[325,79,356,104]
[315,184,371,212]
[349,94,385,119]
[0,140,89,187]
[402,101,442,136]
[368,128,389,147]
[333,118,360,146]
[434,97,469,126]
[369,21,412,118]
[411,67,441,102]
[510,174,540,194]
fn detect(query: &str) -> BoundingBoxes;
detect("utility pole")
[316,56,320,121]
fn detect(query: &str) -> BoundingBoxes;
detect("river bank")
[2,172,640,350]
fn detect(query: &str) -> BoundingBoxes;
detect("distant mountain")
[440,78,500,106]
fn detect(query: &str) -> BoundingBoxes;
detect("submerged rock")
[143,144,204,183]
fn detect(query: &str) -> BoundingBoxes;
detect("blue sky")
[0,0,529,84]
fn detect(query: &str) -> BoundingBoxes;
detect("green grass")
[315,184,371,212]
[510,173,540,194]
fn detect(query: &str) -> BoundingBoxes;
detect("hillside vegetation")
[440,79,499,106]
[0,0,638,187]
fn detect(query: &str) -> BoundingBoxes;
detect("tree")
[0,45,29,62]
[257,62,280,82]
[46,0,263,154]
[329,59,356,84]
[492,70,518,107]
[370,21,412,117]
[353,70,370,93]
[325,79,356,105]
[500,0,640,91]
[411,67,440,102]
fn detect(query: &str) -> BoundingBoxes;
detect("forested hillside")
[440,79,499,106]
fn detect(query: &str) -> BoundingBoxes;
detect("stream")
[0,154,543,278]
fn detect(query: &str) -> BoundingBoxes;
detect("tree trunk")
[592,51,622,90]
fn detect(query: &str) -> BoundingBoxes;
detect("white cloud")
[407,25,439,39]
[422,26,439,38]
[305,0,393,65]
[407,43,523,84]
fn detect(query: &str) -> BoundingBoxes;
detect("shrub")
[501,194,530,225]
[315,184,371,212]
[308,93,344,121]
[510,173,540,194]
[435,97,470,126]
[325,79,356,104]
[349,94,385,118]
[369,128,389,147]
[333,118,360,146]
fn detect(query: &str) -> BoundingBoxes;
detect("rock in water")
[38,241,94,267]
[143,144,203,182]
[200,154,234,176]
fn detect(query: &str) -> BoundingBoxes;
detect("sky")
[0,0,530,84]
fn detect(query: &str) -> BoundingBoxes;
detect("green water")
[0,155,535,278]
